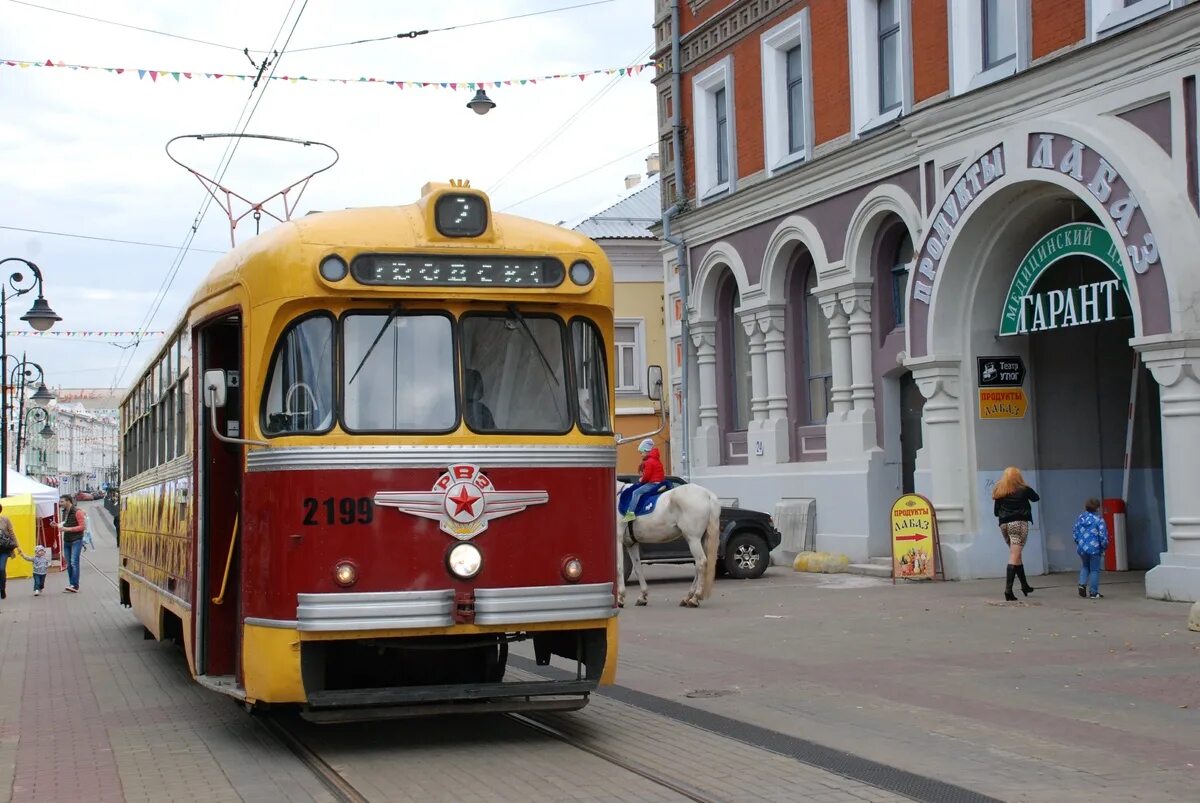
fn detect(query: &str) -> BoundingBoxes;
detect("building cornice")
[653,0,795,75]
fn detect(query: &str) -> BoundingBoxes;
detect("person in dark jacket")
[992,466,1039,601]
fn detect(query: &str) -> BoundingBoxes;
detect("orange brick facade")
[1033,0,1087,60]
[664,0,1091,194]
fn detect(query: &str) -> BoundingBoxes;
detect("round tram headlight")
[319,254,348,282]
[447,543,483,579]
[333,560,358,587]
[561,556,584,582]
[568,260,594,286]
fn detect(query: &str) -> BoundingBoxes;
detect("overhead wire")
[0,225,227,254]
[487,41,653,196]
[499,141,656,212]
[109,0,309,392]
[4,0,247,52]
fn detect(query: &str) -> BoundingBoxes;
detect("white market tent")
[6,470,59,517]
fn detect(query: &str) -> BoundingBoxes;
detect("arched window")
[804,269,831,423]
[890,228,914,326]
[715,271,751,464]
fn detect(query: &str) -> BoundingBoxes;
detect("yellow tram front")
[122,181,621,719]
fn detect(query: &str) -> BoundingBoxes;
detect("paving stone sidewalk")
[0,504,333,803]
[608,565,1200,803]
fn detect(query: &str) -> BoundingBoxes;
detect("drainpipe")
[661,0,691,480]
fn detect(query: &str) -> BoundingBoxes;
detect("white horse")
[616,480,721,608]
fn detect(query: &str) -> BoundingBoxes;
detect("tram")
[118,180,638,720]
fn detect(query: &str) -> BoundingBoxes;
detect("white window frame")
[949,0,1030,96]
[1088,0,1184,40]
[692,56,735,202]
[761,9,814,176]
[614,318,646,395]
[848,0,913,137]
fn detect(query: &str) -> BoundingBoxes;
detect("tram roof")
[189,187,612,314]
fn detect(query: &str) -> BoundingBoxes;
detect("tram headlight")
[319,254,348,282]
[333,560,358,587]
[561,556,583,582]
[447,543,483,579]
[568,260,594,286]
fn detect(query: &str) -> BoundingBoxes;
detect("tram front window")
[571,319,612,435]
[461,313,571,433]
[262,314,335,435]
[342,312,457,432]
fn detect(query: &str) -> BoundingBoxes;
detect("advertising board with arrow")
[890,493,944,582]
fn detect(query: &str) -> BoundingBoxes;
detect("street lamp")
[0,258,59,497]
[17,406,53,473]
[466,88,496,115]
[7,358,54,477]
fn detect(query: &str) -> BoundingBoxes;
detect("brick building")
[654,0,1200,600]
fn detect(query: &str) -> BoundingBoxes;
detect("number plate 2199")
[302,497,374,526]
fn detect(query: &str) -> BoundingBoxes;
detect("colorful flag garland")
[6,330,166,337]
[0,58,657,90]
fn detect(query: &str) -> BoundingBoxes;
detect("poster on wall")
[890,494,943,582]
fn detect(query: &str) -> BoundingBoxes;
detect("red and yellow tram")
[118,181,625,719]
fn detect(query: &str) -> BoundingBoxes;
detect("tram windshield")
[342,312,457,432]
[461,313,571,433]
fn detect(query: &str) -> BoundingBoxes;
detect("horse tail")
[701,491,720,600]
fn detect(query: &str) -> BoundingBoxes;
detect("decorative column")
[756,304,790,463]
[689,320,721,469]
[738,307,769,426]
[843,286,876,415]
[1136,335,1200,602]
[907,357,970,543]
[820,291,853,418]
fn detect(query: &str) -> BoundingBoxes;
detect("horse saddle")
[618,481,669,520]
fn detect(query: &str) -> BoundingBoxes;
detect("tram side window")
[342,312,456,432]
[263,315,335,436]
[461,314,571,433]
[570,319,612,435]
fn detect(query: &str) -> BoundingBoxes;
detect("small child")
[14,545,50,596]
[82,523,95,552]
[1072,498,1109,600]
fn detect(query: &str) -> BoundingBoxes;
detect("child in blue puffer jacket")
[1072,498,1108,600]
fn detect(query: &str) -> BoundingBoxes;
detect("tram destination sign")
[351,254,566,287]
[978,356,1025,387]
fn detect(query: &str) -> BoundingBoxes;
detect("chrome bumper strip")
[473,582,616,626]
[248,444,616,472]
[296,589,455,631]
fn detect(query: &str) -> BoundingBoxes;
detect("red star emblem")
[448,485,479,517]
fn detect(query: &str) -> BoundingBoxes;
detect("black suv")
[617,475,781,581]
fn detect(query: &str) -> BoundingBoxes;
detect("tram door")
[196,315,245,681]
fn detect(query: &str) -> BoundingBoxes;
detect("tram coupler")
[453,591,475,624]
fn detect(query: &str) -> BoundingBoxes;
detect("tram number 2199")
[302,497,375,526]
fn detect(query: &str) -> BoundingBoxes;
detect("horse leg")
[616,526,627,608]
[680,529,709,607]
[627,541,649,606]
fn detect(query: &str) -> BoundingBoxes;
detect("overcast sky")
[0,0,657,392]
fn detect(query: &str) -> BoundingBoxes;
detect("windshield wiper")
[348,303,403,385]
[507,304,559,386]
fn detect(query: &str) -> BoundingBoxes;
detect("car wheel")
[723,532,769,579]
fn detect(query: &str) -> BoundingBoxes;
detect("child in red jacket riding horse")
[623,438,666,522]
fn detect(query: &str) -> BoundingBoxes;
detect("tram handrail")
[212,513,239,606]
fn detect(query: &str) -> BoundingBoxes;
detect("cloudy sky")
[0,0,658,392]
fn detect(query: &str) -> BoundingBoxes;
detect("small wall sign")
[978,388,1028,419]
[978,356,1025,387]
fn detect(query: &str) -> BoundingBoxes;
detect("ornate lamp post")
[18,406,54,473]
[0,258,60,497]
[7,358,54,476]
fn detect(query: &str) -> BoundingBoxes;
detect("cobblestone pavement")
[594,565,1200,803]
[0,505,335,803]
[4,505,1196,802]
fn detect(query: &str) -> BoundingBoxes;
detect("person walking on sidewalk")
[0,504,16,601]
[55,494,87,593]
[13,545,50,596]
[1073,498,1109,600]
[992,466,1039,601]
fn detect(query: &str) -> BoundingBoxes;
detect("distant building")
[571,166,671,476]
[20,389,121,493]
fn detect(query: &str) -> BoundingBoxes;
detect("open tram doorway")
[195,314,245,684]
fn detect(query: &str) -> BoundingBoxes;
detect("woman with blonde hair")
[992,466,1040,601]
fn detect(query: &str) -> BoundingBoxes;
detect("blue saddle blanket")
[619,482,669,518]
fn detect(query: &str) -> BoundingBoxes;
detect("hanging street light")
[466,88,496,115]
